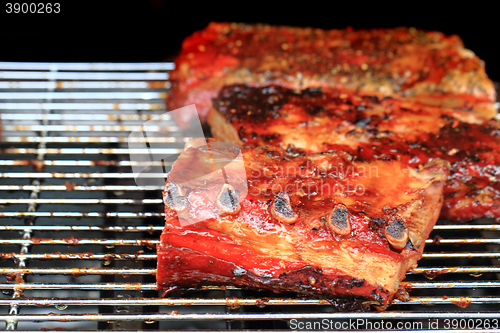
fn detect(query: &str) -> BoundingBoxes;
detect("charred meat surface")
[157,140,449,310]
[208,84,500,222]
[167,22,495,127]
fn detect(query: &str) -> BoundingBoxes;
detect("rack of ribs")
[167,22,495,128]
[208,84,500,222]
[157,139,449,310]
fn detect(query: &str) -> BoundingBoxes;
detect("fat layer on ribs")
[208,84,500,222]
[167,22,495,127]
[157,139,449,310]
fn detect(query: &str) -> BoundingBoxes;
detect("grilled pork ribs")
[208,84,500,222]
[167,22,495,128]
[159,23,498,309]
[157,140,449,310]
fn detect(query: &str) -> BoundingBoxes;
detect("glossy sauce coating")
[158,142,448,309]
[209,84,500,222]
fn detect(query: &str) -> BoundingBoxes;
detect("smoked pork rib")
[168,22,495,127]
[208,84,500,222]
[157,140,449,310]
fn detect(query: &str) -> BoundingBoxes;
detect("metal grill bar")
[3,237,500,247]
[2,224,499,231]
[0,239,159,246]
[0,295,499,307]
[0,298,332,307]
[3,137,186,143]
[2,231,500,246]
[3,312,500,322]
[0,283,235,291]
[3,126,176,132]
[0,172,170,179]
[1,281,499,291]
[0,71,168,80]
[0,148,181,155]
[0,268,155,275]
[0,92,167,100]
[3,252,500,260]
[0,253,156,260]
[2,113,172,121]
[0,199,163,204]
[0,226,162,232]
[0,185,163,191]
[0,81,170,89]
[1,266,499,275]
[0,62,175,70]
[0,212,163,218]
[0,160,174,167]
[0,103,166,110]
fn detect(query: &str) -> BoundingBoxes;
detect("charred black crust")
[362,95,381,103]
[369,217,386,230]
[405,238,416,251]
[214,84,288,123]
[159,249,391,311]
[326,297,371,312]
[370,287,386,304]
[307,105,325,116]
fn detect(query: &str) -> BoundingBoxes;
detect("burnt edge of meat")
[160,261,388,311]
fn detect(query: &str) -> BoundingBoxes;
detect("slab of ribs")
[158,22,498,310]
[158,139,449,310]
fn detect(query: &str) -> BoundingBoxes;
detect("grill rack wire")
[1,62,500,332]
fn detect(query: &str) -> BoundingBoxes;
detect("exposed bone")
[232,267,247,276]
[385,215,409,250]
[327,203,351,235]
[216,183,241,215]
[164,181,188,211]
[271,192,298,224]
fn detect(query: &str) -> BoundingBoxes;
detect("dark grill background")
[0,2,499,81]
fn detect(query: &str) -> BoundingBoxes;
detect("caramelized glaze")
[157,141,449,310]
[209,84,500,222]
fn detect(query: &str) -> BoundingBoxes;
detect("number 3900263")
[6,3,60,13]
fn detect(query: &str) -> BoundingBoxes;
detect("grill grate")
[1,62,500,332]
